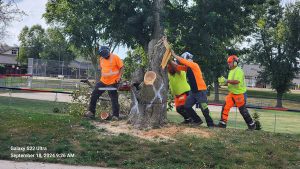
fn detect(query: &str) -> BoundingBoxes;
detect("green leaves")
[18,25,45,63]
[249,0,300,107]
[18,25,75,63]
[257,18,266,29]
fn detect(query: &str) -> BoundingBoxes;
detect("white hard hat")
[181,52,193,61]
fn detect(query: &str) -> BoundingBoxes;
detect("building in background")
[0,44,25,74]
[243,64,300,90]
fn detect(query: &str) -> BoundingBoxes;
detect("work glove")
[218,76,227,86]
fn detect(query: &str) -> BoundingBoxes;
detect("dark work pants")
[88,82,120,117]
[176,105,190,120]
[185,91,214,126]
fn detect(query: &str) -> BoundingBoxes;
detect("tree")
[40,28,75,62]
[123,46,148,80]
[165,0,265,102]
[248,0,300,107]
[0,0,25,40]
[45,0,170,128]
[18,25,45,63]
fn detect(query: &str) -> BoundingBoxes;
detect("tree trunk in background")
[90,54,100,82]
[214,80,220,102]
[276,92,283,108]
[128,0,168,129]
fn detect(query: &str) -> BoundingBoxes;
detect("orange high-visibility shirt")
[176,57,207,91]
[99,53,123,85]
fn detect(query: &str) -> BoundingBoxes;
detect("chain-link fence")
[28,58,95,79]
[0,75,88,90]
[0,58,97,90]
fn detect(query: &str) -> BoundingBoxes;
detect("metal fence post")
[235,106,238,129]
[55,92,58,103]
[274,112,277,133]
[9,89,12,107]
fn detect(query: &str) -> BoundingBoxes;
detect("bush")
[252,111,262,130]
[68,85,131,117]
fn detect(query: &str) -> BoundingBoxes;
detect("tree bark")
[128,39,168,129]
[152,0,164,39]
[128,0,167,129]
[276,92,283,108]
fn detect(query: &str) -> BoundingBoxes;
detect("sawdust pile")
[93,121,213,141]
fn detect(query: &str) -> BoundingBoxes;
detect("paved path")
[0,160,116,169]
[0,92,72,102]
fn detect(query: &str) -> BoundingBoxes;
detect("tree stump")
[128,39,168,129]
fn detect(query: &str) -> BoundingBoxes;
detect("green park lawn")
[0,96,300,168]
[168,109,300,134]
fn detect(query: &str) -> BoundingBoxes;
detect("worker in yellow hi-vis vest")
[218,55,256,130]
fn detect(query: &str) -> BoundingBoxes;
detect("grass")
[213,87,300,102]
[0,96,300,168]
[208,88,300,110]
[0,96,68,114]
[168,109,300,134]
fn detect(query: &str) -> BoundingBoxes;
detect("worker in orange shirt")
[170,50,215,127]
[218,55,256,130]
[84,46,124,120]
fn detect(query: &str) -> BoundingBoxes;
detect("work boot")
[181,118,192,124]
[217,121,227,128]
[111,116,119,121]
[239,106,256,130]
[202,108,214,127]
[185,107,202,125]
[191,119,203,126]
[83,111,95,120]
[207,123,216,128]
[247,122,256,131]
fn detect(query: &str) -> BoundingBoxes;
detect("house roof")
[242,64,300,84]
[293,75,300,84]
[0,44,18,54]
[242,64,260,78]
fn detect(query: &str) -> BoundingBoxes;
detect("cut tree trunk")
[128,0,167,129]
[128,39,168,129]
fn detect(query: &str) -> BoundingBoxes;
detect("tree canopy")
[18,25,45,63]
[43,0,299,107]
[248,0,300,107]
[18,25,75,63]
[0,0,25,41]
[165,0,265,101]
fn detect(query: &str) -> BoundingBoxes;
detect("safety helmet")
[98,46,110,59]
[181,52,193,61]
[227,55,239,66]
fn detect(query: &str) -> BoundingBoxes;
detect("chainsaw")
[80,79,131,91]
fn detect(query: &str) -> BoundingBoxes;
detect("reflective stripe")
[98,87,117,91]
[101,71,120,77]
[100,54,120,77]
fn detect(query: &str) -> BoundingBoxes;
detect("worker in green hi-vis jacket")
[167,62,193,124]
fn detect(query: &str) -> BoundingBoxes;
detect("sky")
[3,0,127,58]
[3,0,297,59]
